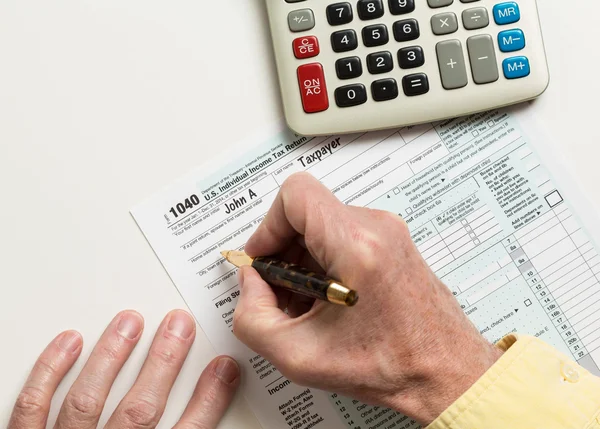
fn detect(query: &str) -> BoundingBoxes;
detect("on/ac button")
[297,63,329,113]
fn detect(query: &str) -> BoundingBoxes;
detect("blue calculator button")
[503,56,530,79]
[498,29,525,52]
[493,2,520,25]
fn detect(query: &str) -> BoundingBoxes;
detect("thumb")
[233,266,290,351]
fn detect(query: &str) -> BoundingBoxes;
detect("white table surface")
[1,1,599,427]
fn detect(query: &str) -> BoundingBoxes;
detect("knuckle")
[148,345,179,366]
[64,390,103,420]
[120,399,161,428]
[14,386,48,414]
[97,342,121,362]
[34,355,59,377]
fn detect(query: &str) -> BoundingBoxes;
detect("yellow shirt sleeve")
[427,334,600,429]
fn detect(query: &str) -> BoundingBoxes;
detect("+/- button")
[561,362,580,383]
[288,9,315,32]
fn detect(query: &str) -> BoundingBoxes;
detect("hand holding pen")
[230,173,503,427]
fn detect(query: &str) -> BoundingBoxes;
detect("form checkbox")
[469,233,476,239]
[466,226,472,232]
[393,187,400,195]
[474,239,480,245]
[406,207,413,215]
[461,219,468,225]
[472,130,479,137]
[487,120,495,127]
[524,299,532,307]
[545,190,563,208]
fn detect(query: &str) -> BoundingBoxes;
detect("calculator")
[264,0,549,136]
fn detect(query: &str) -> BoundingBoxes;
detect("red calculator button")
[293,36,320,59]
[297,63,329,113]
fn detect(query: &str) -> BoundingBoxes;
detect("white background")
[0,1,599,427]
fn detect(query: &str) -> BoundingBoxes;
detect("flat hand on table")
[9,310,239,429]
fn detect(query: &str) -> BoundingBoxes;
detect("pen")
[220,250,358,307]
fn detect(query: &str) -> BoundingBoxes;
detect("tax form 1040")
[132,107,600,429]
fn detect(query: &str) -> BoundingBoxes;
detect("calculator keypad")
[367,51,394,74]
[388,0,415,15]
[335,84,368,107]
[362,24,389,47]
[372,78,399,101]
[331,29,358,52]
[393,19,420,42]
[327,2,353,26]
[357,0,385,20]
[398,46,425,69]
[336,57,363,79]
[288,0,534,114]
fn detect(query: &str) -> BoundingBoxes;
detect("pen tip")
[220,250,228,258]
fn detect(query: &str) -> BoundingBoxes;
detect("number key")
[335,84,368,107]
[357,0,384,20]
[327,2,353,26]
[362,24,389,47]
[393,19,420,42]
[388,0,415,15]
[336,57,363,79]
[367,51,393,74]
[398,46,424,69]
[331,29,358,52]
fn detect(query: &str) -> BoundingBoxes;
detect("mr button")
[297,63,329,113]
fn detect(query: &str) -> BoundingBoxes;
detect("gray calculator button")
[460,0,480,2]
[467,34,499,84]
[428,0,453,8]
[436,40,468,89]
[288,9,315,32]
[462,7,489,30]
[431,12,458,35]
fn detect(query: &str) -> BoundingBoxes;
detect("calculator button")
[467,35,498,84]
[297,63,329,113]
[460,0,480,2]
[398,46,424,69]
[367,51,394,74]
[335,84,368,107]
[331,29,358,52]
[402,73,429,96]
[362,24,389,47]
[285,0,307,2]
[357,0,385,20]
[336,57,363,79]
[503,56,530,79]
[462,7,489,30]
[293,36,320,59]
[388,0,415,15]
[288,9,315,32]
[431,12,458,35]
[493,2,520,25]
[498,29,525,52]
[327,3,353,26]
[393,19,420,42]
[371,78,398,101]
[428,0,453,8]
[436,40,468,89]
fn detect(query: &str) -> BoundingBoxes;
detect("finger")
[55,311,144,429]
[245,172,345,269]
[173,356,240,429]
[105,310,196,429]
[9,331,82,429]
[233,266,292,351]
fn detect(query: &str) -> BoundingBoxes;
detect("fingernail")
[117,312,144,340]
[237,267,245,289]
[58,331,82,353]
[167,311,194,339]
[215,357,240,383]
